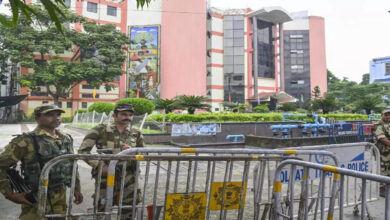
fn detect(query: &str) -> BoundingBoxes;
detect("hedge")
[116,98,155,115]
[87,102,115,115]
[147,113,371,123]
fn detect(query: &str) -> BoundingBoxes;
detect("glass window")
[64,0,71,6]
[233,30,243,38]
[233,47,243,55]
[42,101,48,104]
[57,102,62,108]
[224,21,233,29]
[82,84,95,89]
[233,38,244,47]
[224,16,234,21]
[234,65,244,73]
[224,38,233,47]
[233,76,243,81]
[224,30,233,38]
[386,63,390,75]
[82,102,88,109]
[224,47,234,55]
[233,20,244,29]
[233,15,244,20]
[224,56,234,64]
[67,102,73,108]
[234,56,244,65]
[107,6,117,16]
[224,65,234,73]
[87,2,98,13]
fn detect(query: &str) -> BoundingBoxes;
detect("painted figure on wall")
[128,26,160,99]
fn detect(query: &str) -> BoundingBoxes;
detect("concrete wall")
[160,0,207,98]
[309,16,327,96]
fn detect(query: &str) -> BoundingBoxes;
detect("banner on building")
[128,25,160,99]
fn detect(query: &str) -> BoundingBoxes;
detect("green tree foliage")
[116,98,155,115]
[310,95,338,114]
[0,0,152,33]
[174,95,211,114]
[0,5,129,105]
[360,73,370,85]
[222,102,250,113]
[311,86,321,99]
[253,104,269,113]
[87,102,115,115]
[278,103,296,112]
[327,69,340,86]
[153,98,176,113]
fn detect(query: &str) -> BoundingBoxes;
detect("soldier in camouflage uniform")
[0,104,83,220]
[78,103,144,219]
[373,109,390,197]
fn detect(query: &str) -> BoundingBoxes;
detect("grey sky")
[211,0,390,83]
[1,0,390,83]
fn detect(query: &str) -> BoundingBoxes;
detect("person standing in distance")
[374,108,390,197]
[0,104,83,219]
[78,103,144,219]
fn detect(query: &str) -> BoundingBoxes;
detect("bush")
[253,104,269,113]
[87,102,115,115]
[116,98,155,115]
[75,109,88,114]
[278,103,297,112]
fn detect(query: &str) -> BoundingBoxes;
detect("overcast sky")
[211,0,390,83]
[1,0,390,83]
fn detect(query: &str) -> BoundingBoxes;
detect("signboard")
[128,25,160,99]
[171,123,219,136]
[165,193,206,220]
[280,145,369,183]
[209,182,247,210]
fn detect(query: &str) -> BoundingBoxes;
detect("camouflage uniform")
[374,119,390,177]
[0,126,81,220]
[78,123,144,219]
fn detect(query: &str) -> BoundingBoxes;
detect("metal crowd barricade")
[37,153,296,219]
[272,159,390,220]
[292,142,381,211]
[36,147,340,219]
[104,147,340,220]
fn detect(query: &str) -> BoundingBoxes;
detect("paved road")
[0,123,387,219]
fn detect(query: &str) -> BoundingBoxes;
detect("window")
[42,101,48,104]
[82,93,100,98]
[67,102,73,108]
[386,63,390,75]
[107,6,117,16]
[290,34,303,39]
[87,2,98,13]
[233,76,243,81]
[82,102,88,108]
[57,102,62,108]
[82,84,95,89]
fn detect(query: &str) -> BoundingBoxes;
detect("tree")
[278,103,296,112]
[360,73,370,85]
[174,95,211,114]
[154,98,176,113]
[312,86,321,99]
[1,5,129,105]
[0,0,152,33]
[327,69,340,86]
[310,95,337,114]
[222,102,249,113]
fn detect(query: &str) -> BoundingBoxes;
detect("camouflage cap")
[114,104,134,113]
[34,104,65,115]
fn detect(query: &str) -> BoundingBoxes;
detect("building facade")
[16,2,327,115]
[283,11,327,103]
[207,7,293,111]
[370,57,390,84]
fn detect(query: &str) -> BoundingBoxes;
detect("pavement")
[0,123,387,219]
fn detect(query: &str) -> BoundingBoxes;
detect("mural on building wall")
[128,25,160,99]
